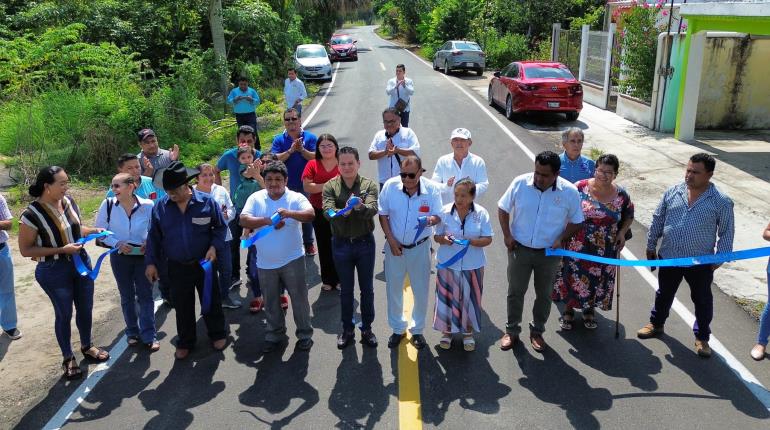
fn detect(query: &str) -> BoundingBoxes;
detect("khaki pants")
[505,246,561,336]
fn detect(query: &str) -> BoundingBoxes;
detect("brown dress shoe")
[500,333,518,351]
[530,333,547,352]
[695,339,712,358]
[174,348,190,360]
[212,338,227,351]
[637,323,664,339]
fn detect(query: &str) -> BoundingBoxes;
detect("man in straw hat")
[145,161,229,360]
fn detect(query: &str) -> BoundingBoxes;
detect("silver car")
[293,44,333,81]
[432,40,485,76]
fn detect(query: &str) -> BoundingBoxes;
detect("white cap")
[450,128,471,140]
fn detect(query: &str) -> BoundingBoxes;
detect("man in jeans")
[638,153,735,358]
[323,146,380,349]
[240,161,315,353]
[497,151,583,353]
[0,192,21,340]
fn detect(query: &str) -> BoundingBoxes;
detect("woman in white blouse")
[195,163,240,309]
[95,173,158,351]
[432,178,493,351]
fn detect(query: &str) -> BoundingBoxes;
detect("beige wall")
[697,36,770,129]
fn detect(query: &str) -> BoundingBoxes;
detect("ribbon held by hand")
[437,237,471,269]
[73,230,119,280]
[412,216,430,244]
[199,259,214,314]
[545,246,770,267]
[240,212,282,248]
[326,196,362,218]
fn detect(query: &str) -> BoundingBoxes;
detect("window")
[505,64,519,78]
[331,36,353,44]
[455,42,481,51]
[523,66,575,79]
[297,47,327,58]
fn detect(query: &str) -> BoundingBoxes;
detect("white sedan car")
[294,44,333,81]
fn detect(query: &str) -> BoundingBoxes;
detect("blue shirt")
[559,152,595,184]
[216,147,262,197]
[227,87,260,114]
[106,176,165,202]
[145,188,227,265]
[647,182,735,259]
[271,130,317,190]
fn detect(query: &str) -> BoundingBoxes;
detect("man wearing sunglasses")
[369,108,420,189]
[378,155,442,350]
[271,108,318,255]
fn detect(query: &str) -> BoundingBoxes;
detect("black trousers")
[229,219,242,282]
[168,260,227,349]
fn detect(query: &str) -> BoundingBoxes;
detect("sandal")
[127,336,140,346]
[62,356,82,380]
[81,346,110,362]
[146,341,161,352]
[463,335,476,352]
[559,310,575,331]
[583,309,598,330]
[439,334,452,350]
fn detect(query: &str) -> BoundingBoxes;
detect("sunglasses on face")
[284,117,300,122]
[399,172,418,179]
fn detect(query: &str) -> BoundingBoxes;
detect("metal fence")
[584,31,609,86]
[557,29,581,76]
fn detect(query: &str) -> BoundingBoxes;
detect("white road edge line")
[379,62,386,71]
[375,28,770,412]
[44,63,344,430]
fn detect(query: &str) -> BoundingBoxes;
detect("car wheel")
[488,86,495,107]
[444,61,450,75]
[433,59,438,71]
[565,111,579,121]
[476,68,483,76]
[505,95,515,120]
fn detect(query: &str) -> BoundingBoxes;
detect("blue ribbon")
[545,246,770,267]
[325,196,362,218]
[73,231,119,280]
[437,238,471,269]
[412,216,429,244]
[200,259,214,314]
[240,212,282,248]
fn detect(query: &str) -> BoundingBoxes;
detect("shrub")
[484,31,529,69]
[615,1,664,102]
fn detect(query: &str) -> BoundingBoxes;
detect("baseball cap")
[137,128,156,142]
[450,128,471,140]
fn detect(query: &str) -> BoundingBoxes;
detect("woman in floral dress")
[552,154,634,330]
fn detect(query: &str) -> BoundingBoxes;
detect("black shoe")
[337,331,355,350]
[296,338,314,351]
[360,330,378,348]
[162,299,174,308]
[387,333,405,348]
[262,340,285,353]
[410,334,427,350]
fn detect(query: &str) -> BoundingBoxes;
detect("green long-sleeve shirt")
[322,174,379,238]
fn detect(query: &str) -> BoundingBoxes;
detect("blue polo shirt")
[106,176,165,202]
[271,130,317,190]
[145,188,227,265]
[216,147,262,197]
[559,152,595,184]
[226,87,260,114]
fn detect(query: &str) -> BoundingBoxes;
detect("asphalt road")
[15,26,770,430]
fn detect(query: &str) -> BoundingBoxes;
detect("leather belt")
[401,236,429,250]
[515,241,545,252]
[335,233,374,244]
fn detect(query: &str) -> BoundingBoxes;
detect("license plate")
[548,102,560,108]
[340,53,347,57]
[465,62,474,67]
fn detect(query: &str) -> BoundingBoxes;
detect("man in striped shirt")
[638,153,735,358]
[136,128,179,177]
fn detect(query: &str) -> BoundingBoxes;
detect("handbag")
[394,85,408,113]
[617,186,632,240]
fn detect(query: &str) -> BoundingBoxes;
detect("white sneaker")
[3,328,22,340]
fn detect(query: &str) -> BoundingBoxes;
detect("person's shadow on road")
[329,346,391,429]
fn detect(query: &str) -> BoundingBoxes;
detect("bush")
[615,2,663,102]
[484,31,529,69]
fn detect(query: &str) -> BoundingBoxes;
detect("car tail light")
[519,83,538,91]
[478,52,485,57]
[451,50,462,56]
[570,84,583,95]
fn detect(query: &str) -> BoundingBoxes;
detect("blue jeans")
[0,244,18,331]
[757,259,770,345]
[36,256,94,357]
[110,253,156,343]
[288,184,314,245]
[217,242,233,298]
[332,234,376,331]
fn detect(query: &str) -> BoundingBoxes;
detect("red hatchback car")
[327,33,358,61]
[488,61,582,121]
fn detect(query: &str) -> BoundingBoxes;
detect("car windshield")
[331,36,353,44]
[454,42,481,51]
[525,66,574,79]
[297,47,327,58]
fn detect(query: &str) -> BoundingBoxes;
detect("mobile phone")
[126,245,144,256]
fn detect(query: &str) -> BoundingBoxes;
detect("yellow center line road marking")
[398,275,422,430]
[379,61,386,71]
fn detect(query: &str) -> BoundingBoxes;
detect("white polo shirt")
[241,189,312,269]
[497,173,583,249]
[435,202,493,270]
[378,176,442,246]
[431,152,489,205]
[368,127,420,183]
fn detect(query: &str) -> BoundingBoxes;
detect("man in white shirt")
[431,128,489,205]
[386,64,414,127]
[378,155,442,350]
[284,68,308,118]
[497,151,584,353]
[240,161,315,353]
[368,108,420,188]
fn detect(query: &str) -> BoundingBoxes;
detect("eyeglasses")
[399,172,418,179]
[284,117,300,122]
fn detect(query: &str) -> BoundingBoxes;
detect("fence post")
[579,25,589,81]
[603,23,616,110]
[551,23,561,61]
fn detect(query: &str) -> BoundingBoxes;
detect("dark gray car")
[432,40,485,76]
